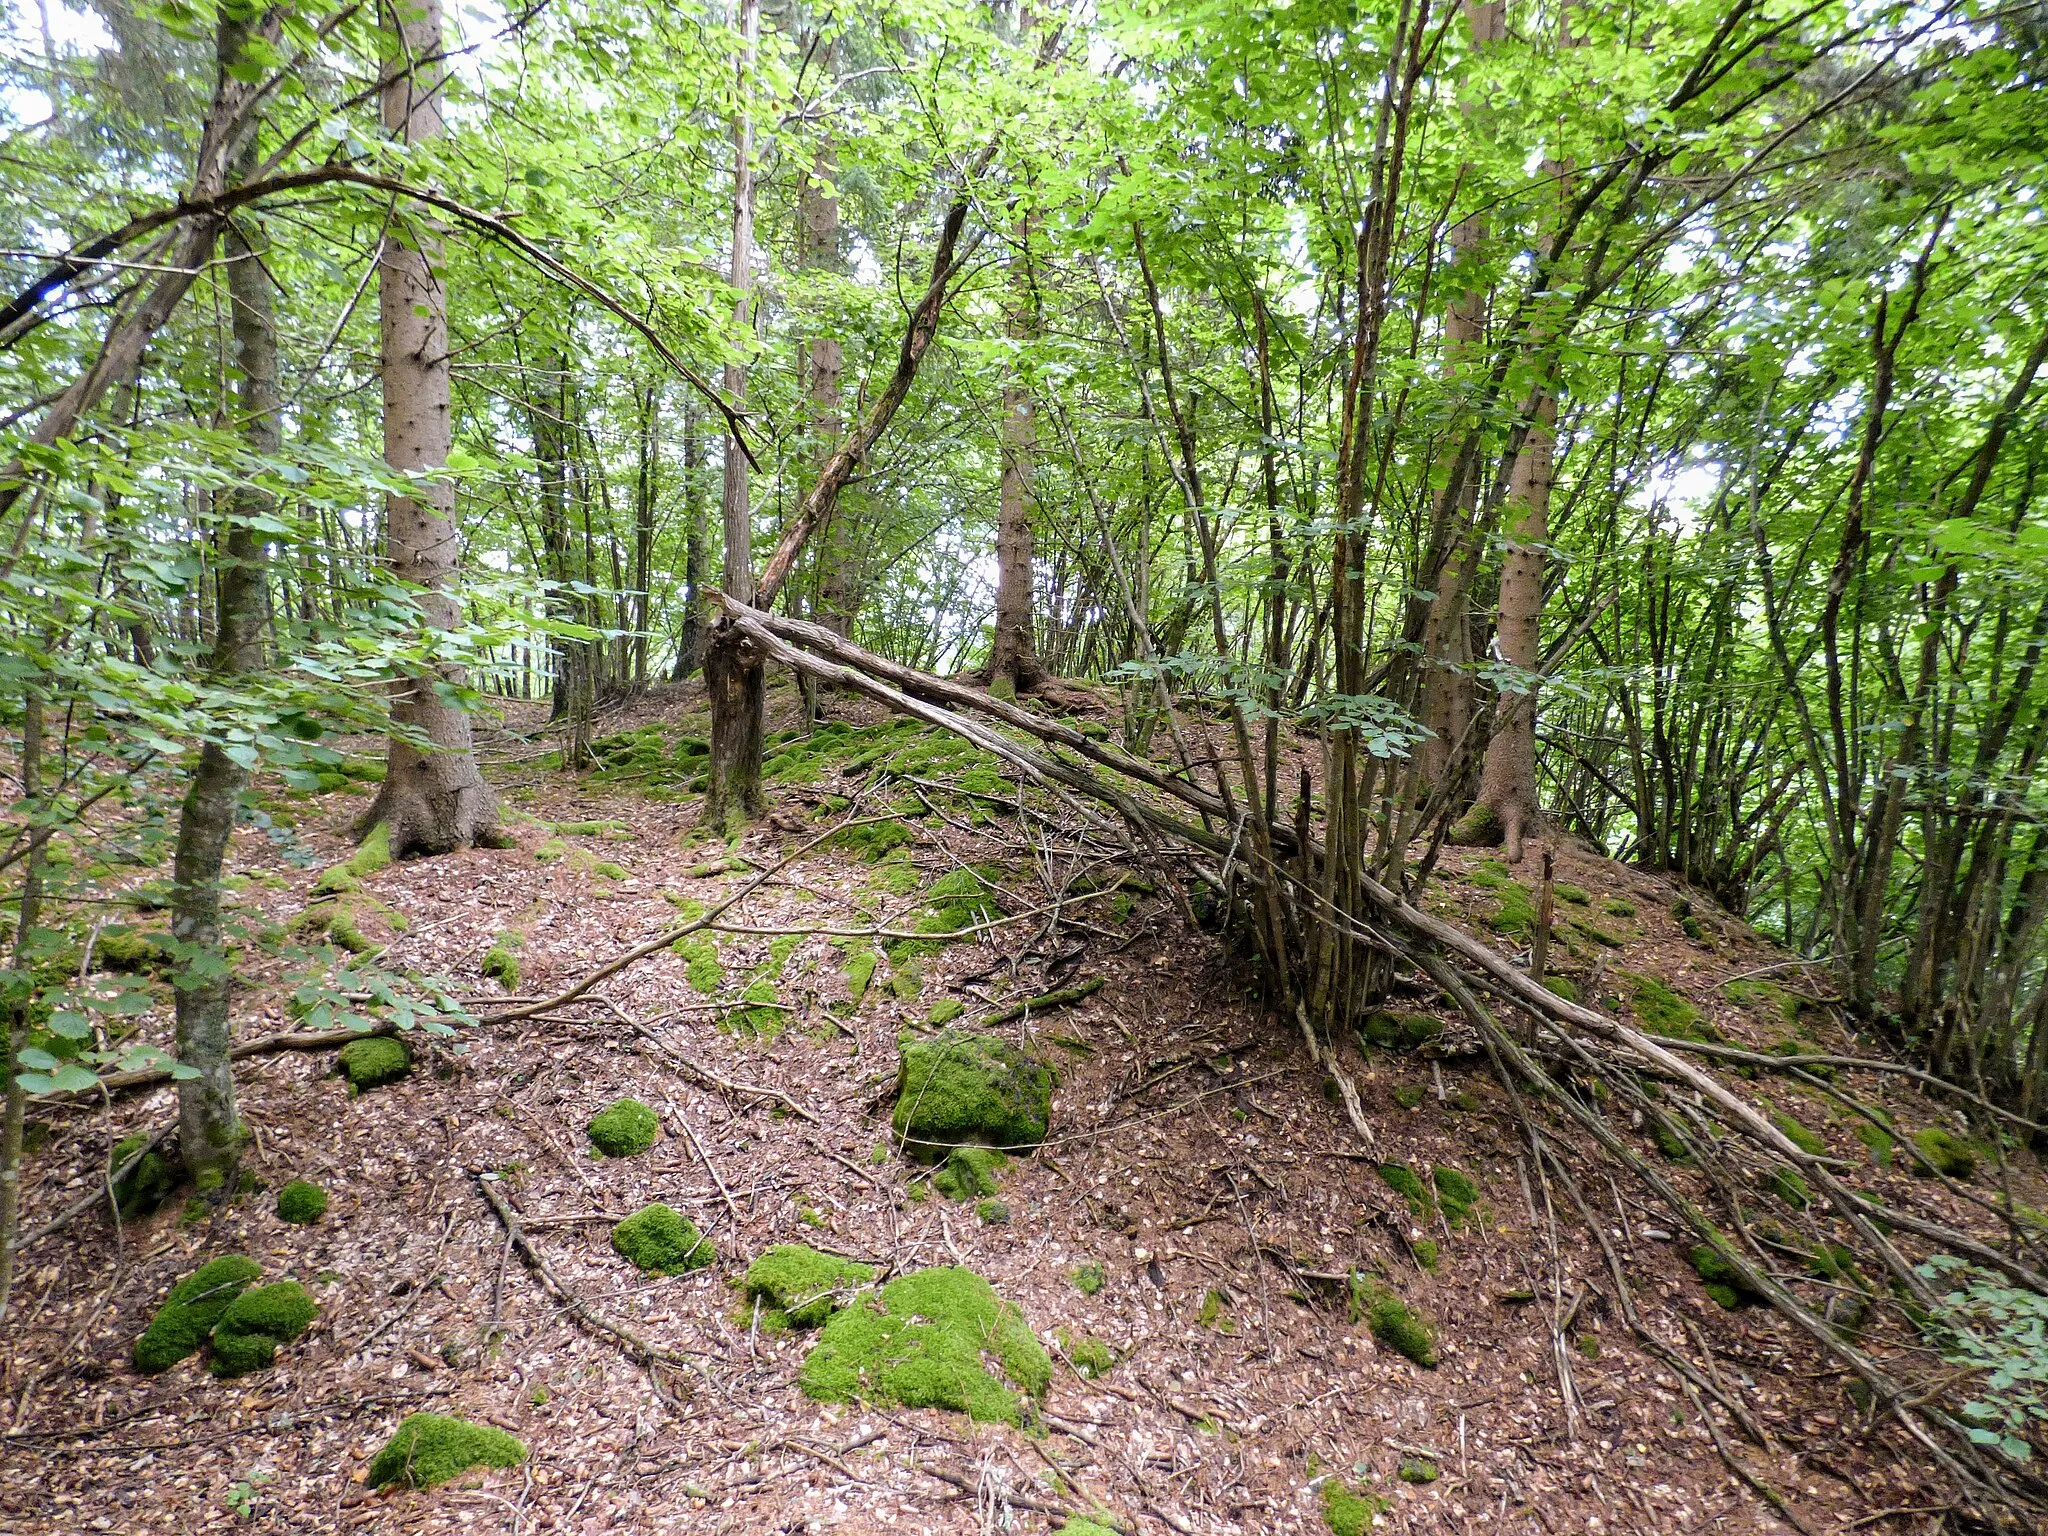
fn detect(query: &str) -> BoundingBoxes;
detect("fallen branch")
[36,1020,399,1103]
[982,976,1103,1027]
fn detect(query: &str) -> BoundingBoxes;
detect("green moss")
[1545,975,1581,1003]
[1468,861,1538,937]
[1569,916,1627,948]
[337,1035,410,1091]
[1071,1262,1105,1296]
[1553,884,1590,906]
[1769,1104,1828,1157]
[368,1413,526,1490]
[1912,1126,1976,1179]
[1412,1238,1440,1271]
[611,1203,714,1274]
[1623,971,1713,1040]
[1352,1276,1437,1367]
[1432,1166,1479,1228]
[1322,1479,1392,1536]
[1359,1010,1443,1052]
[672,934,723,994]
[730,976,784,1039]
[926,998,964,1026]
[275,1180,327,1224]
[892,1033,1053,1159]
[588,1098,659,1157]
[1725,978,1802,1023]
[1446,802,1503,847]
[1400,1456,1441,1483]
[133,1255,261,1372]
[1060,1330,1115,1378]
[889,960,924,1001]
[313,822,390,897]
[1378,1163,1432,1221]
[1650,1112,1693,1162]
[1392,1083,1426,1110]
[975,1198,1010,1225]
[931,1144,1006,1201]
[110,1132,176,1219]
[1768,1167,1813,1209]
[94,926,169,972]
[481,931,523,992]
[590,861,630,881]
[871,850,922,894]
[1601,898,1636,918]
[1851,1118,1894,1166]
[842,946,878,1003]
[534,838,568,864]
[830,819,919,862]
[1689,1244,1765,1308]
[554,820,627,837]
[797,1266,1051,1425]
[1059,1518,1122,1536]
[208,1280,317,1376]
[741,1244,873,1328]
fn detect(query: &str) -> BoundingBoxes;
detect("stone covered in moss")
[1623,971,1714,1040]
[1689,1244,1765,1308]
[610,1203,714,1274]
[891,1033,1053,1160]
[481,931,523,991]
[109,1132,175,1219]
[133,1254,261,1372]
[741,1243,873,1328]
[209,1280,317,1376]
[1377,1162,1432,1221]
[337,1035,410,1091]
[1359,1010,1443,1053]
[1071,1261,1105,1296]
[1321,1478,1391,1536]
[1061,1331,1115,1379]
[275,1179,327,1224]
[1350,1274,1437,1367]
[94,926,169,973]
[1400,1456,1441,1483]
[587,1097,659,1157]
[797,1265,1052,1424]
[1913,1126,1976,1179]
[1432,1166,1479,1228]
[367,1412,526,1490]
[1058,1519,1122,1536]
[931,1144,1005,1201]
[1769,1104,1828,1156]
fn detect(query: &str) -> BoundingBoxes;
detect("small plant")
[224,1468,275,1521]
[1920,1256,2048,1463]
[1071,1261,1105,1296]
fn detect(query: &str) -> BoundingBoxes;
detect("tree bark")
[674,400,708,679]
[363,0,498,855]
[803,70,851,640]
[0,686,45,1321]
[988,14,1044,698]
[705,0,765,832]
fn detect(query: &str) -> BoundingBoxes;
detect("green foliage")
[1321,1479,1391,1536]
[588,1098,659,1157]
[368,1414,526,1490]
[611,1204,714,1274]
[1919,1257,2048,1463]
[892,1033,1053,1159]
[133,1255,261,1372]
[336,1035,410,1091]
[797,1266,1051,1425]
[209,1281,317,1376]
[275,1180,327,1224]
[740,1245,873,1328]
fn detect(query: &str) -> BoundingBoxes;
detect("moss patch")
[1321,1478,1392,1536]
[1432,1166,1479,1228]
[672,934,724,994]
[797,1266,1052,1425]
[740,1244,873,1328]
[1446,802,1502,847]
[1351,1274,1437,1366]
[926,998,964,1026]
[1468,861,1537,937]
[1769,1104,1828,1157]
[368,1413,526,1490]
[133,1254,261,1372]
[1601,898,1636,917]
[1689,1244,1766,1308]
[336,1035,410,1092]
[1912,1126,1976,1179]
[1851,1117,1894,1166]
[275,1180,327,1224]
[1359,1010,1443,1053]
[1400,1457,1441,1483]
[1060,1329,1116,1378]
[931,1145,1006,1201]
[481,931,523,992]
[110,1132,175,1219]
[1553,883,1590,906]
[588,1098,659,1157]
[312,822,390,897]
[1623,971,1714,1040]
[1071,1261,1105,1296]
[892,1033,1053,1159]
[1378,1163,1432,1221]
[611,1203,714,1274]
[209,1280,317,1376]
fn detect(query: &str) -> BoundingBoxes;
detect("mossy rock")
[1322,1479,1391,1536]
[740,1244,873,1329]
[931,1145,1006,1201]
[611,1203,714,1274]
[588,1098,659,1158]
[891,1033,1053,1160]
[975,1199,1010,1225]
[1912,1127,1976,1179]
[1392,1083,1426,1110]
[1432,1166,1479,1228]
[208,1281,317,1376]
[94,926,170,973]
[368,1413,526,1490]
[1601,898,1636,918]
[1552,884,1590,907]
[1071,1261,1105,1296]
[1622,971,1714,1041]
[842,946,878,1004]
[337,1035,410,1092]
[798,1266,1050,1425]
[1359,1010,1443,1053]
[481,931,523,992]
[276,1180,327,1224]
[1851,1118,1894,1167]
[133,1254,261,1372]
[1350,1274,1437,1366]
[1061,1330,1115,1379]
[110,1132,176,1219]
[1544,975,1581,1003]
[1399,1457,1440,1484]
[1689,1244,1766,1308]
[926,998,964,1027]
[1378,1163,1432,1220]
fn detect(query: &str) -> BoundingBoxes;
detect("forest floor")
[1,676,2032,1536]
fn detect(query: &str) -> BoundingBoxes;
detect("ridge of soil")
[1,679,2029,1535]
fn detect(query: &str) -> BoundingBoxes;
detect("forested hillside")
[1,2,2046,1532]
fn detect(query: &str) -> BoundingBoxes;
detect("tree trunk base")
[704,622,767,834]
[362,739,500,858]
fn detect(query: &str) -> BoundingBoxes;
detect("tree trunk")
[169,12,287,1196]
[632,379,659,690]
[804,71,850,639]
[990,209,1045,696]
[0,687,45,1321]
[674,400,708,679]
[704,0,765,832]
[363,0,498,855]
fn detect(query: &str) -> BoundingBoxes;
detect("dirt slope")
[1,679,2024,1535]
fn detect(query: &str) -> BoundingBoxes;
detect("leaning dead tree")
[722,593,2048,1530]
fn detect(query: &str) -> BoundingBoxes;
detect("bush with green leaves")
[1920,1257,2048,1463]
